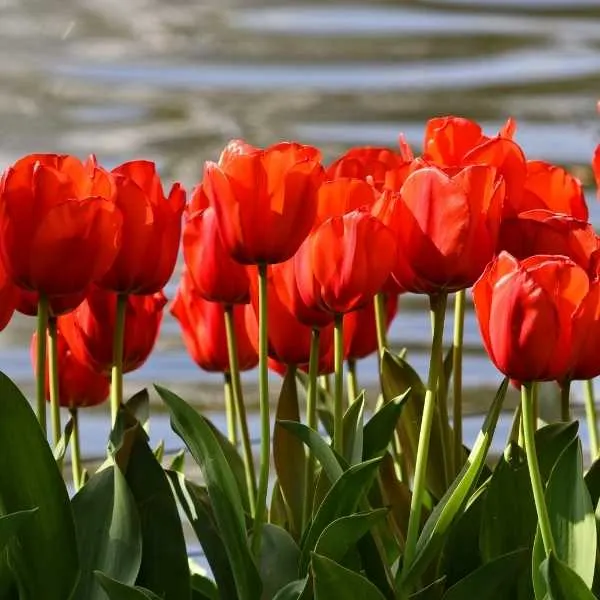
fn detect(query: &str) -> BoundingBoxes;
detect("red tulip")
[98,160,185,294]
[316,178,378,226]
[183,184,250,304]
[204,140,324,264]
[0,154,122,296]
[294,209,397,314]
[593,144,599,196]
[473,252,589,381]
[16,289,86,318]
[570,274,600,380]
[171,270,257,372]
[0,259,17,331]
[59,287,166,374]
[344,294,398,360]
[30,329,109,408]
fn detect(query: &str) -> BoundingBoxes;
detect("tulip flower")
[593,144,599,196]
[183,184,250,304]
[315,178,378,226]
[16,289,86,318]
[98,160,185,295]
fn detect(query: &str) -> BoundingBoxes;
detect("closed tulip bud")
[16,289,86,318]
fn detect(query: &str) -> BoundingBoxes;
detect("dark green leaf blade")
[0,509,38,553]
[541,552,597,600]
[95,571,164,600]
[363,392,409,461]
[259,524,301,599]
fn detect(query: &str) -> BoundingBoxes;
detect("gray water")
[0,0,599,461]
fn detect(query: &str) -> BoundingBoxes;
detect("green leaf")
[124,388,150,427]
[153,439,165,463]
[363,392,409,461]
[190,572,219,600]
[535,421,579,484]
[157,385,261,600]
[169,449,186,473]
[71,466,142,600]
[0,509,38,553]
[53,416,74,469]
[300,458,382,574]
[401,378,508,589]
[259,524,301,599]
[541,552,597,600]
[272,579,308,600]
[273,369,306,539]
[312,553,386,600]
[442,549,528,600]
[409,578,446,600]
[95,571,163,600]
[0,371,79,600]
[343,393,365,466]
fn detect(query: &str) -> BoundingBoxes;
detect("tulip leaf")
[0,509,38,553]
[258,524,301,599]
[400,377,508,589]
[157,385,261,600]
[363,391,409,460]
[125,388,150,427]
[95,571,164,600]
[535,421,579,483]
[190,572,219,600]
[343,392,365,466]
[71,465,142,600]
[311,553,386,600]
[53,416,74,469]
[274,368,306,539]
[272,578,309,600]
[409,578,446,600]
[168,449,186,473]
[540,552,597,600]
[0,371,79,600]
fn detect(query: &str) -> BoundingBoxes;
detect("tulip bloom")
[59,287,166,374]
[183,184,250,304]
[387,165,504,294]
[315,178,378,226]
[594,145,600,194]
[31,330,109,408]
[98,160,185,294]
[473,252,589,382]
[0,154,122,296]
[0,259,17,332]
[204,140,324,265]
[570,277,600,380]
[171,271,257,373]
[16,289,86,318]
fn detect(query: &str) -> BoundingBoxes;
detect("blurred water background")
[0,0,599,466]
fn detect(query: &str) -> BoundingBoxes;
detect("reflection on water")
[0,0,598,451]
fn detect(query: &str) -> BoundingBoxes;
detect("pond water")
[0,0,599,463]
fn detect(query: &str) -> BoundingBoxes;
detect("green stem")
[224,306,257,516]
[374,293,388,368]
[560,380,571,422]
[223,372,238,445]
[319,375,331,394]
[333,314,344,455]
[47,317,61,448]
[110,294,127,426]
[70,407,82,492]
[402,292,447,577]
[452,289,465,472]
[252,264,270,556]
[36,295,49,435]
[584,379,600,461]
[302,327,321,530]
[347,358,358,404]
[522,382,555,556]
[436,355,453,486]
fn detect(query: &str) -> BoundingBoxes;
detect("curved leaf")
[541,552,596,600]
[0,509,38,553]
[259,524,301,599]
[342,393,365,466]
[363,392,409,461]
[95,572,163,600]
[272,578,308,600]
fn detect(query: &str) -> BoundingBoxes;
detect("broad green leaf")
[71,466,142,600]
[0,509,38,553]
[157,386,261,600]
[272,579,308,600]
[259,524,301,599]
[53,417,74,469]
[541,552,597,600]
[125,388,150,427]
[409,578,445,600]
[169,449,186,473]
[190,572,219,600]
[400,378,508,589]
[343,392,365,466]
[0,371,79,600]
[273,369,306,539]
[535,422,579,484]
[363,392,409,460]
[95,571,163,600]
[312,553,386,600]
[442,549,528,600]
[300,458,382,573]
[153,439,165,463]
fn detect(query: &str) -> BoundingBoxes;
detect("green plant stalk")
[401,292,447,578]
[223,372,238,445]
[560,380,571,422]
[302,327,321,530]
[224,305,257,516]
[522,382,555,557]
[110,294,127,426]
[435,348,453,486]
[47,316,61,448]
[69,407,82,492]
[584,379,600,461]
[452,289,465,472]
[252,263,270,556]
[333,314,345,455]
[374,293,388,365]
[347,358,358,404]
[36,295,49,434]
[319,374,331,394]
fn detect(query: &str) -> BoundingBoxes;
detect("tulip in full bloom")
[315,178,378,225]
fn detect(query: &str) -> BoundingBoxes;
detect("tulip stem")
[302,327,321,530]
[452,289,465,473]
[401,292,447,581]
[333,314,345,455]
[522,381,555,557]
[374,293,388,368]
[70,407,82,492]
[347,358,358,404]
[35,295,49,435]
[252,264,270,556]
[560,380,571,422]
[224,305,257,516]
[47,317,62,449]
[110,293,127,426]
[223,372,238,445]
[584,379,600,461]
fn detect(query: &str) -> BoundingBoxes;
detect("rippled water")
[0,0,599,459]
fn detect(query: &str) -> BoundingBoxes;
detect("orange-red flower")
[0,154,122,296]
[315,178,378,226]
[0,259,17,331]
[171,270,257,373]
[59,287,166,374]
[98,160,185,294]
[182,184,250,304]
[16,289,86,318]
[473,252,589,382]
[570,275,600,380]
[204,140,324,264]
[594,145,600,194]
[294,209,397,314]
[30,329,109,408]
